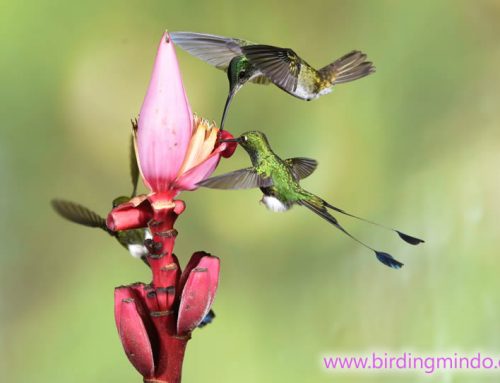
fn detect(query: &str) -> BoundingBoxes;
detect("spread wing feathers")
[129,133,139,197]
[250,75,271,85]
[242,45,303,92]
[170,31,252,70]
[197,168,273,190]
[51,199,111,234]
[319,50,375,85]
[285,157,318,180]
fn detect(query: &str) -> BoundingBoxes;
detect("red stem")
[145,316,189,383]
[144,194,188,383]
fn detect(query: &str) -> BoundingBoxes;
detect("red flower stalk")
[107,31,236,382]
[115,251,219,383]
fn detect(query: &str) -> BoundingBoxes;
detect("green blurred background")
[2,0,500,382]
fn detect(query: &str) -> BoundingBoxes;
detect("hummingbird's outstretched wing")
[197,168,272,190]
[285,157,318,180]
[170,31,252,70]
[129,131,140,197]
[51,199,111,234]
[242,45,305,93]
[170,32,270,85]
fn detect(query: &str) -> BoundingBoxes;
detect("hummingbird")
[51,129,150,264]
[197,131,424,269]
[170,31,375,130]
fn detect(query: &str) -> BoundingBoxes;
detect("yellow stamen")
[177,115,220,176]
[197,122,218,161]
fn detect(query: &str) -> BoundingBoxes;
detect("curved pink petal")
[173,143,227,191]
[106,197,153,231]
[197,255,220,310]
[177,255,219,335]
[177,268,210,335]
[137,31,193,192]
[178,252,205,295]
[114,287,155,378]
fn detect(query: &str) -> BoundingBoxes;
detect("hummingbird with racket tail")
[197,131,424,269]
[170,31,375,130]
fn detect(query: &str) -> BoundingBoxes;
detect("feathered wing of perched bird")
[51,131,150,264]
[51,198,151,264]
[170,31,375,130]
[198,131,424,269]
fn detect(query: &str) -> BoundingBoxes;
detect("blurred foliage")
[1,0,500,382]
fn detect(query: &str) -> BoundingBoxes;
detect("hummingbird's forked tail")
[319,51,375,85]
[298,197,403,269]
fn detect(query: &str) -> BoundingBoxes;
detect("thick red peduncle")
[146,193,185,292]
[143,193,188,383]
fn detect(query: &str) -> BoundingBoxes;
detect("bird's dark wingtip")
[197,309,216,328]
[397,231,425,245]
[375,251,404,269]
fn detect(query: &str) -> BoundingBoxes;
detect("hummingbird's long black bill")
[298,200,404,269]
[220,89,236,131]
[219,137,240,143]
[322,201,424,245]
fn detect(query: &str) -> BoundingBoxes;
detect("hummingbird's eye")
[239,70,246,79]
[242,135,248,142]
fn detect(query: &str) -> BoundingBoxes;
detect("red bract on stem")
[108,31,236,383]
[114,249,219,382]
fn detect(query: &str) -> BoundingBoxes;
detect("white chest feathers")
[318,86,333,97]
[261,195,291,213]
[127,229,152,259]
[127,244,148,259]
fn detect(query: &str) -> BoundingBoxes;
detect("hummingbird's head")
[220,131,270,154]
[228,57,252,94]
[112,196,130,208]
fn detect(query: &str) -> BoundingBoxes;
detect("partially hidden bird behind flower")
[52,133,151,264]
[52,128,216,327]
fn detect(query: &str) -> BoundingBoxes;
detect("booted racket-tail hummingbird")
[198,131,424,269]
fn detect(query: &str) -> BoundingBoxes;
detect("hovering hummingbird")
[198,131,424,269]
[51,130,150,264]
[170,31,375,130]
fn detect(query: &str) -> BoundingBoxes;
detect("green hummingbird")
[51,128,150,264]
[170,31,375,130]
[197,131,424,269]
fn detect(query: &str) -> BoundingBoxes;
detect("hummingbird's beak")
[219,137,241,143]
[220,85,240,131]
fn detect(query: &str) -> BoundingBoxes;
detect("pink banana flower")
[108,31,236,383]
